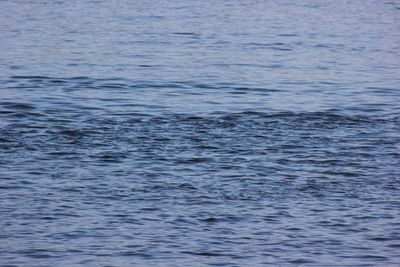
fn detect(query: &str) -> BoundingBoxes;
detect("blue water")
[1,1,400,266]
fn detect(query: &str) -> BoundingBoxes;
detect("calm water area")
[1,0,400,266]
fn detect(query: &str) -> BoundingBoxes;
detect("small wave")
[1,102,36,110]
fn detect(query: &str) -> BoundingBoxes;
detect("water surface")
[1,0,400,266]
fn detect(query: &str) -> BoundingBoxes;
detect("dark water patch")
[93,152,128,163]
[1,102,36,110]
[0,185,30,190]
[173,32,199,36]
[58,129,90,138]
[183,251,228,257]
[203,217,218,223]
[48,79,67,84]
[176,157,213,164]
[231,86,282,93]
[277,33,299,37]
[178,183,197,190]
[10,75,52,80]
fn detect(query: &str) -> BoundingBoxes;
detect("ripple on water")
[1,94,398,263]
[1,0,400,265]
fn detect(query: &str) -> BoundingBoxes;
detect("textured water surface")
[1,0,400,266]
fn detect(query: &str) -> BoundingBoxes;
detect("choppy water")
[1,1,400,266]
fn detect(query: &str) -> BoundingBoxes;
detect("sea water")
[0,1,399,266]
